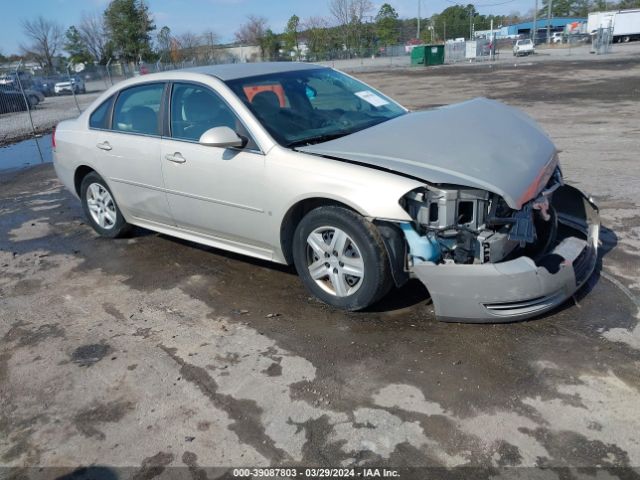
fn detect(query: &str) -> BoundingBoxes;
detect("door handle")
[96,141,112,151]
[165,152,186,164]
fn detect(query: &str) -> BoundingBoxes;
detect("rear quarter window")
[89,96,114,129]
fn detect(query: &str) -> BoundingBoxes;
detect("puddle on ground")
[0,135,53,172]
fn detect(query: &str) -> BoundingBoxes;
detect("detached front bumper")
[413,185,599,323]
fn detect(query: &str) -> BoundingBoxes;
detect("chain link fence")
[591,27,614,54]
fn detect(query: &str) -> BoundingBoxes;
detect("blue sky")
[1,0,531,55]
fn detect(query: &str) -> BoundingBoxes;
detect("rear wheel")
[292,206,392,311]
[80,172,131,238]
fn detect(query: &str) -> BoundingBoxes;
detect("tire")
[292,206,392,311]
[28,95,38,108]
[80,172,131,238]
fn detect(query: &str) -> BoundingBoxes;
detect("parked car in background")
[513,39,535,56]
[0,89,28,114]
[551,32,564,43]
[54,76,86,95]
[0,84,42,108]
[32,76,56,96]
[0,71,32,87]
[52,63,599,322]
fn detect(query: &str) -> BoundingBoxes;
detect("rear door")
[160,82,271,256]
[91,82,173,226]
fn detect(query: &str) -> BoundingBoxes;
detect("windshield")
[225,68,406,147]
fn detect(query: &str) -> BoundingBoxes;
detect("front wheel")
[80,172,131,238]
[292,206,392,311]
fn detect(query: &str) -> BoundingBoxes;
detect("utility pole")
[417,0,421,39]
[490,18,494,60]
[532,0,538,43]
[470,9,473,39]
[444,21,447,41]
[547,0,553,44]
[208,31,216,60]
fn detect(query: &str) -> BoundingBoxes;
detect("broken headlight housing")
[400,167,563,265]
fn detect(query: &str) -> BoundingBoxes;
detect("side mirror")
[199,126,244,148]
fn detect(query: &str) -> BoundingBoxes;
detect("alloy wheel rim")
[86,183,116,230]
[306,226,364,297]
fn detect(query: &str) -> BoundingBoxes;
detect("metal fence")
[591,27,614,55]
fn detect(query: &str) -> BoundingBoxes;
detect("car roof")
[182,62,326,81]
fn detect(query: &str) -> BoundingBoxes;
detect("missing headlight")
[457,201,474,225]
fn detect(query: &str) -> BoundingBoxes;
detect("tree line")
[2,0,640,72]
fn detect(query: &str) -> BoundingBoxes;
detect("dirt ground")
[1,55,640,478]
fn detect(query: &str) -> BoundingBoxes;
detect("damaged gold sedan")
[52,63,599,322]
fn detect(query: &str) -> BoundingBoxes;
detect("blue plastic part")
[400,223,441,263]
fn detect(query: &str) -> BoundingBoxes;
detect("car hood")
[299,97,557,209]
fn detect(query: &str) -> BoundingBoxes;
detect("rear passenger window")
[112,83,164,136]
[89,96,114,129]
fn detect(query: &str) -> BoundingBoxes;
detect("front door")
[160,82,271,256]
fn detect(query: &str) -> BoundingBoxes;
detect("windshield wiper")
[286,132,349,149]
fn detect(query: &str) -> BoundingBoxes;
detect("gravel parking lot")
[1,52,639,477]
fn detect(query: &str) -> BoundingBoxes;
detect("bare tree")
[178,32,202,61]
[351,0,374,22]
[20,16,63,72]
[303,16,331,60]
[235,15,268,45]
[329,0,351,27]
[78,12,108,64]
[156,26,172,62]
[328,0,372,52]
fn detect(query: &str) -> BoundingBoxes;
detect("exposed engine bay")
[400,167,565,266]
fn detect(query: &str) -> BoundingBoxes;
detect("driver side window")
[170,83,257,149]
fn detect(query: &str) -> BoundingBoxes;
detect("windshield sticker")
[355,90,389,107]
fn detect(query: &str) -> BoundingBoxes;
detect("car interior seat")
[182,90,236,140]
[129,105,158,135]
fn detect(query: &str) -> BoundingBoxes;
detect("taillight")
[52,127,56,148]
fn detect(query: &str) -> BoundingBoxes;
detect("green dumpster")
[425,44,445,65]
[410,45,427,65]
